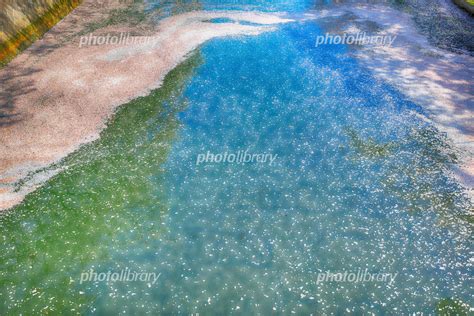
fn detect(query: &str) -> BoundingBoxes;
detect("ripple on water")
[0,17,472,315]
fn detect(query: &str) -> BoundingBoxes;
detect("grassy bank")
[0,0,82,67]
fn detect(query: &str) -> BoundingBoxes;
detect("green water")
[0,52,203,314]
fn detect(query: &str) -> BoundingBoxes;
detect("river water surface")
[0,0,472,314]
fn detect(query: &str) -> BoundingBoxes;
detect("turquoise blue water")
[156,22,472,314]
[1,7,472,316]
[147,0,317,15]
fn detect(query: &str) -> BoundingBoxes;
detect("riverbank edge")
[0,2,293,212]
[0,3,472,212]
